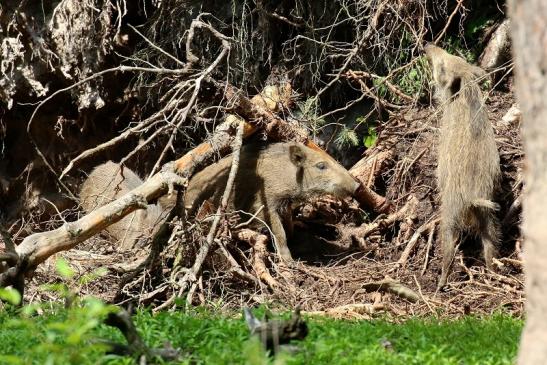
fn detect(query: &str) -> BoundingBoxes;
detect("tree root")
[393,218,439,269]
[235,229,279,289]
[340,196,418,249]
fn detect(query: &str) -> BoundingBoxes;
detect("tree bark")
[509,1,547,364]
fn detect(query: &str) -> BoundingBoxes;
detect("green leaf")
[56,258,75,279]
[0,287,22,305]
[364,126,377,148]
[364,135,376,148]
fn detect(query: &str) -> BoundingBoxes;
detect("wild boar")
[184,142,360,261]
[424,43,501,288]
[79,161,169,250]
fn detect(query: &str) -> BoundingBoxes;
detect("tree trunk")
[509,1,547,364]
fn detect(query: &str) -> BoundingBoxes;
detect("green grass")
[0,305,523,365]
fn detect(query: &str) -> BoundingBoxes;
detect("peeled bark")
[509,1,547,364]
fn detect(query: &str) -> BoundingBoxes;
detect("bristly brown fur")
[425,44,501,289]
[79,161,171,250]
[184,142,360,261]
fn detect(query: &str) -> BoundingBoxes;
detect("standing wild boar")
[80,161,169,250]
[424,43,501,288]
[184,142,360,261]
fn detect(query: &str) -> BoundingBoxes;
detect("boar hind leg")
[269,213,293,261]
[481,216,500,271]
[438,222,457,289]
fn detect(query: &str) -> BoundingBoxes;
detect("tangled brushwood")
[0,1,522,317]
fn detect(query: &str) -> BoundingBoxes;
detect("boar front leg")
[269,213,293,261]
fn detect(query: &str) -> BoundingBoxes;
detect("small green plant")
[296,97,326,135]
[394,56,430,99]
[0,287,22,306]
[363,125,377,148]
[0,258,116,365]
[334,127,359,149]
[356,116,378,149]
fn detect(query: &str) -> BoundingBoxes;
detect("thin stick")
[395,219,439,268]
[155,121,245,311]
[434,0,464,44]
[421,224,435,276]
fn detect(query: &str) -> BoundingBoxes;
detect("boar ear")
[471,65,486,79]
[289,145,306,167]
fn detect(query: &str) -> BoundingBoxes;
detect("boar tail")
[472,199,500,211]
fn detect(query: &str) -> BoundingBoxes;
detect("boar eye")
[316,162,327,170]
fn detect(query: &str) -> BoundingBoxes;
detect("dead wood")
[350,150,395,189]
[361,278,420,303]
[479,19,512,71]
[339,196,417,249]
[303,303,385,319]
[15,169,185,268]
[500,103,522,127]
[394,218,439,269]
[235,229,279,289]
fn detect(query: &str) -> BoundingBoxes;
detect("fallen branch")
[361,277,420,303]
[15,169,185,268]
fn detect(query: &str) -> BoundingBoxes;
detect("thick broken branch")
[16,169,185,268]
